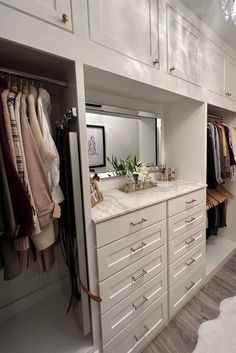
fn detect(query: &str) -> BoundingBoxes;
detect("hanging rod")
[0,67,68,88]
[207,113,224,121]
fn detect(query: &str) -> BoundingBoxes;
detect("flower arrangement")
[107,155,147,181]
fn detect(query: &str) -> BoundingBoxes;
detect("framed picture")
[87,125,106,168]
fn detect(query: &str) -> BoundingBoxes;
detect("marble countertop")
[91,180,206,224]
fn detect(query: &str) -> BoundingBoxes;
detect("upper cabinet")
[226,59,236,101]
[206,40,226,97]
[166,6,202,86]
[87,0,159,68]
[0,0,73,31]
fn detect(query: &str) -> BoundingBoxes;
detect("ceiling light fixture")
[220,0,236,24]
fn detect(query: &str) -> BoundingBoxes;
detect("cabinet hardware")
[170,66,175,72]
[133,296,148,310]
[186,199,196,205]
[185,217,196,223]
[185,238,195,245]
[185,281,195,291]
[153,58,159,65]
[130,218,147,226]
[62,13,69,23]
[185,258,196,267]
[132,269,147,282]
[225,92,232,97]
[131,242,146,253]
[229,92,232,97]
[134,325,149,341]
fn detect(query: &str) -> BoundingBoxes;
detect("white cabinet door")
[207,40,226,96]
[226,60,236,101]
[167,6,202,86]
[88,0,159,67]
[0,0,72,31]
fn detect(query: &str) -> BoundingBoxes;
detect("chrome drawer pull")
[185,217,196,223]
[185,238,195,245]
[132,269,147,282]
[185,258,196,267]
[131,242,146,253]
[133,296,148,310]
[134,325,149,341]
[186,199,196,205]
[130,218,147,226]
[185,281,195,291]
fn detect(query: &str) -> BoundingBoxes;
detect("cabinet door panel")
[167,6,202,86]
[207,41,226,96]
[88,0,159,67]
[0,0,72,31]
[226,60,236,101]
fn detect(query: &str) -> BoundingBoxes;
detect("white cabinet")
[226,59,236,101]
[206,40,227,96]
[167,5,202,86]
[0,0,72,31]
[87,0,159,67]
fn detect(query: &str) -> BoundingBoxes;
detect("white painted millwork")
[168,189,206,217]
[0,0,73,31]
[87,0,159,68]
[168,242,205,286]
[169,262,205,318]
[226,59,236,101]
[103,293,168,353]
[168,223,206,264]
[97,220,166,281]
[95,202,166,248]
[168,203,206,241]
[99,245,167,314]
[167,5,202,86]
[101,270,167,344]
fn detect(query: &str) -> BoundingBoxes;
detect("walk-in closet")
[0,39,94,353]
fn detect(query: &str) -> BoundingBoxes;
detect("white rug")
[193,295,236,353]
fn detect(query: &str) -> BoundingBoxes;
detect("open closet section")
[0,39,94,353]
[206,108,236,279]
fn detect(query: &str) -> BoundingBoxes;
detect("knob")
[153,58,159,65]
[170,66,175,72]
[62,13,69,23]
[225,92,230,96]
[229,92,232,97]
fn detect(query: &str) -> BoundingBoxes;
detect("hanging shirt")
[37,88,64,204]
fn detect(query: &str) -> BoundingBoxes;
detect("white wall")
[164,100,207,183]
[86,113,140,172]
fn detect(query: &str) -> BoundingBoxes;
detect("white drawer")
[168,223,206,264]
[97,220,166,281]
[95,202,166,248]
[169,242,205,287]
[169,262,205,318]
[168,188,206,217]
[101,270,167,344]
[99,245,167,314]
[168,203,205,241]
[103,293,168,353]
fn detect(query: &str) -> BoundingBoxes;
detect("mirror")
[86,104,162,178]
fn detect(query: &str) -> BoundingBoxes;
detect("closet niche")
[0,40,93,353]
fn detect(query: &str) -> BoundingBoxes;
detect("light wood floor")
[142,252,236,353]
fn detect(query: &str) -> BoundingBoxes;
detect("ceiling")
[181,0,236,51]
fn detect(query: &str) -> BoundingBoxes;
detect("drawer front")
[168,203,205,241]
[103,293,168,353]
[101,270,167,344]
[97,220,166,281]
[99,246,167,314]
[168,188,206,217]
[169,262,205,318]
[95,202,166,248]
[169,242,205,287]
[168,223,206,264]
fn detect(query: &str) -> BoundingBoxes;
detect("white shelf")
[0,290,95,353]
[206,234,236,280]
